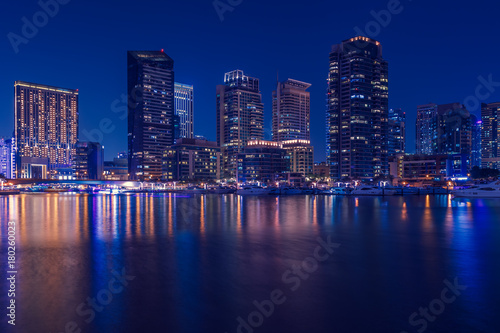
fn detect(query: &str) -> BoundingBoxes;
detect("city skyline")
[2,0,499,161]
[2,2,500,333]
[0,44,498,180]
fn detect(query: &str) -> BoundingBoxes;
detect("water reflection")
[0,194,498,333]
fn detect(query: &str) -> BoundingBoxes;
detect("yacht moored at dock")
[452,182,500,198]
[237,186,271,195]
[350,186,396,196]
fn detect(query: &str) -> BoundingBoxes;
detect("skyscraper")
[0,138,10,178]
[388,108,406,156]
[14,81,79,179]
[416,103,438,155]
[272,79,311,142]
[416,102,478,170]
[435,103,476,158]
[471,119,482,168]
[481,102,500,169]
[216,70,264,179]
[326,37,389,180]
[174,83,194,139]
[128,50,175,181]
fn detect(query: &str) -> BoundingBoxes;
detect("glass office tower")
[128,50,175,181]
[216,70,264,179]
[326,37,389,180]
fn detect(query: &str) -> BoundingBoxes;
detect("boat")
[183,187,207,194]
[315,189,333,195]
[350,186,396,196]
[236,185,271,195]
[452,182,500,198]
[330,187,351,195]
[100,188,123,195]
[0,189,21,195]
[44,187,70,193]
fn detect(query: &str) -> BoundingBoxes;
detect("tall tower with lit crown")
[326,37,389,180]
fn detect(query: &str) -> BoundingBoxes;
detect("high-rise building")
[417,103,479,157]
[128,50,175,181]
[435,103,476,158]
[162,138,221,181]
[174,83,194,139]
[388,108,406,156]
[326,37,389,180]
[272,79,311,141]
[216,70,264,179]
[5,138,16,179]
[416,102,478,171]
[74,142,104,180]
[0,138,11,178]
[14,81,79,179]
[282,140,314,177]
[416,103,438,155]
[481,102,500,169]
[471,118,482,168]
[237,140,287,184]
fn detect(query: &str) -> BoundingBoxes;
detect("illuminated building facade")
[272,79,311,141]
[128,50,175,181]
[416,103,438,155]
[388,108,406,156]
[0,137,14,178]
[481,102,500,169]
[326,36,389,180]
[174,82,194,139]
[104,153,128,181]
[471,118,482,168]
[435,103,478,172]
[237,140,287,183]
[162,138,221,181]
[416,102,479,171]
[14,81,79,179]
[281,139,314,176]
[389,153,468,180]
[216,70,264,179]
[313,162,330,179]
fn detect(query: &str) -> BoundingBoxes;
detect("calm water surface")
[0,193,499,333]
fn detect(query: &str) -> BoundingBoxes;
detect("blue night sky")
[1,0,499,160]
